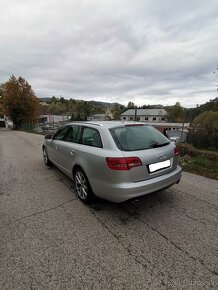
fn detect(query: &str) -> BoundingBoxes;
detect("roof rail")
[78,121,103,126]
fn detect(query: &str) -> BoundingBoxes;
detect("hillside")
[38,96,218,122]
[186,97,218,121]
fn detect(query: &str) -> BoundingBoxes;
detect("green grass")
[178,144,218,180]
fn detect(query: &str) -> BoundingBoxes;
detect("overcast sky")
[0,0,218,107]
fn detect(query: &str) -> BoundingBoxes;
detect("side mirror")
[44,133,53,139]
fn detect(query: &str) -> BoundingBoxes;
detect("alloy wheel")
[75,171,88,200]
[43,148,48,164]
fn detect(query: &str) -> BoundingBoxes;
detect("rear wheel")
[43,147,52,166]
[74,169,94,203]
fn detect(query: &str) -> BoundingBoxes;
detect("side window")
[53,126,69,140]
[64,125,81,143]
[81,127,103,148]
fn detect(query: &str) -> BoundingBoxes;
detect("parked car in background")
[42,121,182,203]
[169,136,181,144]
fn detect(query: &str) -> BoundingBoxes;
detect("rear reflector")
[106,157,142,170]
[174,147,180,156]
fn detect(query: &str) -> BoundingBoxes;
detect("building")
[0,117,13,128]
[0,117,6,128]
[38,115,71,124]
[92,113,114,121]
[120,109,168,122]
[146,122,190,143]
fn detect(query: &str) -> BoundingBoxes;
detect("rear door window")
[80,127,103,148]
[110,125,169,151]
[63,125,81,143]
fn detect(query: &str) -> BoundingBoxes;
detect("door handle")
[55,146,58,150]
[70,150,75,156]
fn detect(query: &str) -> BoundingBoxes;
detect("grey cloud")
[0,0,218,108]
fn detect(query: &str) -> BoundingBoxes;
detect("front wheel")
[43,147,52,166]
[74,169,94,203]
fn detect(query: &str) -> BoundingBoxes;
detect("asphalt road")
[0,129,217,290]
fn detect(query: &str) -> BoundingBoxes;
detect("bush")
[187,131,218,150]
[178,144,218,180]
[178,144,218,161]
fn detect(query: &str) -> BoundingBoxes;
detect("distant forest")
[39,96,218,123]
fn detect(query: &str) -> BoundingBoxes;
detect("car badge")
[156,153,167,161]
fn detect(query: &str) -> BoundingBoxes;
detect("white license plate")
[149,160,170,173]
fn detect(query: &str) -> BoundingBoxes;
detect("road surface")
[0,129,217,289]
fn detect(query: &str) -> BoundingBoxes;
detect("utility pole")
[213,65,218,91]
[134,106,137,121]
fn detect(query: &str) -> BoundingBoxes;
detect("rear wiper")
[151,142,170,148]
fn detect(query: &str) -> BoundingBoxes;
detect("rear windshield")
[110,125,170,151]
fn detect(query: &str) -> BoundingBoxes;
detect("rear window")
[110,125,170,151]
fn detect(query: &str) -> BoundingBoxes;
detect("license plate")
[149,160,170,173]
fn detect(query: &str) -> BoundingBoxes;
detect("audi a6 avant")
[42,121,182,203]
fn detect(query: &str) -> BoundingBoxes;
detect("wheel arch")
[72,164,85,180]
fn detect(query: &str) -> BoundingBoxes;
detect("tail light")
[106,157,142,170]
[174,147,180,156]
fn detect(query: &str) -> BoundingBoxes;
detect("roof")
[93,114,107,117]
[121,109,168,116]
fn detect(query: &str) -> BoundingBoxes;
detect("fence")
[21,120,70,134]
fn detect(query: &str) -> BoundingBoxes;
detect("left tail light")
[174,147,180,156]
[106,157,142,170]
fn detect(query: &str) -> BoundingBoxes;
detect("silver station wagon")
[42,121,182,203]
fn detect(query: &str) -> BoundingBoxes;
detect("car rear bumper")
[91,166,182,203]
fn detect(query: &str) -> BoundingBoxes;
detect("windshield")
[110,125,170,151]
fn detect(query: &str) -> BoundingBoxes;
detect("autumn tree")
[0,96,4,117]
[0,75,40,128]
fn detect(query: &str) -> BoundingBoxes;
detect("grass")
[178,144,218,180]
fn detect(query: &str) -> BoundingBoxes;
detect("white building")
[0,116,13,128]
[38,115,71,124]
[120,109,168,122]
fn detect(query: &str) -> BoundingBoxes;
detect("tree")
[166,102,185,122]
[189,111,218,149]
[111,104,121,120]
[0,96,4,118]
[0,75,39,128]
[127,101,135,109]
[193,111,218,133]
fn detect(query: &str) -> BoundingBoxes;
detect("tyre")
[42,147,52,166]
[74,168,94,204]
